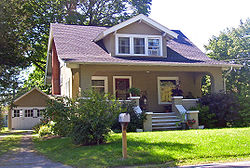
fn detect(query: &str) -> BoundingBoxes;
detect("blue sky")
[150,0,249,51]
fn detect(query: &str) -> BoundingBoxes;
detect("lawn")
[0,128,22,156]
[34,127,250,168]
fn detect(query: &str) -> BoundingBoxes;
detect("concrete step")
[152,119,181,123]
[153,126,180,130]
[152,115,178,119]
[152,122,177,126]
[152,112,176,116]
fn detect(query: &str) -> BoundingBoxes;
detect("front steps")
[152,112,181,131]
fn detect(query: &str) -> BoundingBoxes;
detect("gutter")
[64,61,242,68]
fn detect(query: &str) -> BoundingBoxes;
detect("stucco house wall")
[78,64,223,112]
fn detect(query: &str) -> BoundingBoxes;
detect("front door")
[115,78,130,99]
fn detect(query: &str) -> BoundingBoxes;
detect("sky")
[150,0,250,52]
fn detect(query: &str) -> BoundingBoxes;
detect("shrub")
[197,105,217,128]
[45,96,75,137]
[38,121,55,137]
[45,90,123,145]
[32,119,49,134]
[234,96,250,127]
[112,101,146,132]
[198,92,240,128]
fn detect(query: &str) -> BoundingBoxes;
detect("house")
[45,14,240,130]
[8,88,50,130]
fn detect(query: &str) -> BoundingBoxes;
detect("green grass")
[34,127,250,168]
[0,135,21,156]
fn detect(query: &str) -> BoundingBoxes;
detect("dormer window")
[116,34,162,56]
[134,38,145,54]
[118,37,130,54]
[148,39,160,56]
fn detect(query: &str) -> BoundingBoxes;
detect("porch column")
[211,71,224,93]
[72,68,80,98]
[193,73,203,97]
[80,65,94,91]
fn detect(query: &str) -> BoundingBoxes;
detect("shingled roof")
[50,23,239,67]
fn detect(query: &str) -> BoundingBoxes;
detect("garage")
[9,88,50,130]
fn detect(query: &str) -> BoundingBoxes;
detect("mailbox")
[119,113,130,123]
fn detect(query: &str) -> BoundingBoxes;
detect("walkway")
[0,132,71,168]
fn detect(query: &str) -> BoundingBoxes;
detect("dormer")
[94,14,178,57]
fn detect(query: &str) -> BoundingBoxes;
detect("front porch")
[71,64,224,113]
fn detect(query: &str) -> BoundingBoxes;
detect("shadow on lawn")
[56,137,195,167]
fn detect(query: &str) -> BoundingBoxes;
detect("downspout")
[223,66,233,92]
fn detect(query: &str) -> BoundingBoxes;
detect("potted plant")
[128,87,141,97]
[187,119,196,129]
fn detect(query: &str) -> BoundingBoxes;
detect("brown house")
[45,14,240,130]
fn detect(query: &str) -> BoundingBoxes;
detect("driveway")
[0,132,72,168]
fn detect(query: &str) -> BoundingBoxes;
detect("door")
[115,78,130,99]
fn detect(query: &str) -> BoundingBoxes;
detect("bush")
[38,121,55,137]
[234,96,250,127]
[112,101,146,132]
[32,119,49,134]
[45,96,75,137]
[197,105,217,128]
[198,92,240,128]
[45,90,123,145]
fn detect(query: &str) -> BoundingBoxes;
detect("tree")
[205,19,249,97]
[1,0,152,102]
[204,19,250,127]
[20,0,152,94]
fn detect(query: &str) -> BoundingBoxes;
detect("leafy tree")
[1,0,152,101]
[22,0,152,93]
[205,19,249,97]
[204,19,249,127]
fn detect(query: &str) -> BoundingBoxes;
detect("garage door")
[12,108,45,130]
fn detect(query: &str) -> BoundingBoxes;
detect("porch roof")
[49,23,241,68]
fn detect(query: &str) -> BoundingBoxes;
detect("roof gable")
[13,88,50,107]
[94,14,178,42]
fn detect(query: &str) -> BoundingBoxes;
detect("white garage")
[9,88,50,130]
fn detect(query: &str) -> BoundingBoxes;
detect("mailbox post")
[119,113,130,159]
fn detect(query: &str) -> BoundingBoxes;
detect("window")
[37,109,45,117]
[13,110,20,117]
[134,38,145,54]
[148,38,160,56]
[116,34,162,56]
[25,109,33,117]
[118,37,130,54]
[91,76,108,93]
[157,77,179,104]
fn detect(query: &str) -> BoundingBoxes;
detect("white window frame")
[115,34,162,56]
[157,77,179,104]
[91,76,108,93]
[12,107,45,118]
[113,76,132,97]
